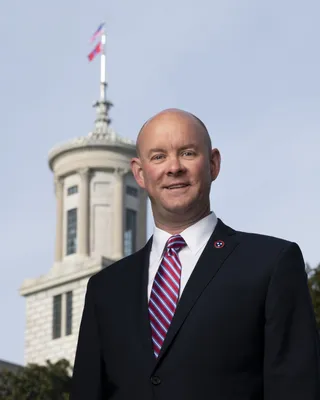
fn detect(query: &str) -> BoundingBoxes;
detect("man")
[70,109,320,399]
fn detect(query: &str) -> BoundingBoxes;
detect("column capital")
[78,167,90,178]
[54,175,63,185]
[114,167,130,177]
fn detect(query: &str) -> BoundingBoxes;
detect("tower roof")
[48,127,135,171]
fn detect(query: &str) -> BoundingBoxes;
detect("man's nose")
[167,157,185,175]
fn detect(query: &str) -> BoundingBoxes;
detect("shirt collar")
[152,211,218,259]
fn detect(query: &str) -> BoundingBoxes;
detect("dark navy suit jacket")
[70,219,320,399]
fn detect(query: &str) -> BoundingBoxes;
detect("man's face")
[131,112,220,219]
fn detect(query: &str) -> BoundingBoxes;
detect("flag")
[90,22,105,42]
[88,41,102,61]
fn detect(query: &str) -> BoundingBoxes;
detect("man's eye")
[152,154,164,160]
[182,151,195,156]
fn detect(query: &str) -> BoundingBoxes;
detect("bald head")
[131,108,221,230]
[136,108,212,158]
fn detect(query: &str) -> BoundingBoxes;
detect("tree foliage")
[307,263,320,331]
[0,359,71,400]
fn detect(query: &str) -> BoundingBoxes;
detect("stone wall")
[24,276,90,366]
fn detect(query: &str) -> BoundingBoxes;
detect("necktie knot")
[166,235,186,254]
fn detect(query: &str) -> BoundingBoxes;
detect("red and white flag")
[87,41,102,62]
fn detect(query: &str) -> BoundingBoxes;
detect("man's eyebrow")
[147,148,166,157]
[146,144,199,157]
[179,144,198,150]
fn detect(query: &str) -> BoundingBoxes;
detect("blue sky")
[0,0,319,364]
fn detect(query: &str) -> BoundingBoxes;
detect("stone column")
[78,168,90,256]
[54,176,64,262]
[113,168,126,259]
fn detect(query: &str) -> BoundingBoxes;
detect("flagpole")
[100,29,106,102]
[91,22,112,133]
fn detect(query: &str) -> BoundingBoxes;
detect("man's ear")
[131,157,146,189]
[210,148,221,182]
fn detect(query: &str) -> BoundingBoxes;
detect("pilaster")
[112,168,128,259]
[54,176,64,262]
[78,168,90,256]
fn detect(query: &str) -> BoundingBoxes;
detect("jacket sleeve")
[70,276,107,400]
[264,242,320,399]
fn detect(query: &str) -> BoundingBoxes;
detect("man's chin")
[163,201,193,216]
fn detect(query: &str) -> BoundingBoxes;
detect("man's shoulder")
[220,220,305,276]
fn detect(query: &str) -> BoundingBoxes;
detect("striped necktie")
[148,235,186,358]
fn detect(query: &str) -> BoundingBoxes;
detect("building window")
[126,186,138,197]
[66,208,77,255]
[52,292,73,339]
[66,291,73,336]
[52,295,62,339]
[124,209,137,257]
[67,185,78,195]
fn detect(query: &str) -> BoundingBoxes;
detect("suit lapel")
[133,237,157,370]
[154,219,240,365]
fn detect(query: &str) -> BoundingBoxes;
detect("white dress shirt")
[148,211,218,300]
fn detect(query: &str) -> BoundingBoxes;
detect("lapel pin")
[214,240,225,249]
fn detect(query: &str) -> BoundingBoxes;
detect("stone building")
[19,58,147,365]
